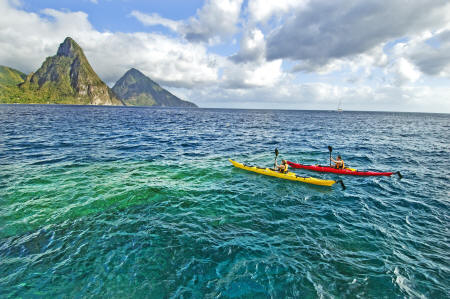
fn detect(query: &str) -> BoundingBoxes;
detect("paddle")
[328,145,333,167]
[337,179,346,190]
[274,148,279,169]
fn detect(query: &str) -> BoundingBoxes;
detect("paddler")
[330,155,345,169]
[276,160,289,173]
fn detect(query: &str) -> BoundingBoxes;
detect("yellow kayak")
[229,159,344,188]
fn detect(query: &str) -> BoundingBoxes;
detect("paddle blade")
[328,146,332,167]
[274,148,279,169]
[338,179,346,190]
[396,171,403,179]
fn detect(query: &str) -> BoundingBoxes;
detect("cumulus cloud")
[412,48,450,77]
[132,0,244,44]
[292,44,388,76]
[222,58,284,89]
[0,1,94,72]
[247,0,307,23]
[83,33,220,88]
[183,0,243,43]
[388,58,421,86]
[265,0,450,69]
[223,28,285,89]
[230,28,266,63]
[397,28,450,77]
[130,10,179,32]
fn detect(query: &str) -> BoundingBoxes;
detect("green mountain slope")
[0,66,26,86]
[112,68,197,107]
[0,66,28,103]
[13,37,122,105]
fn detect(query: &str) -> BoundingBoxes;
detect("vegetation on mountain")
[0,66,27,103]
[0,66,26,86]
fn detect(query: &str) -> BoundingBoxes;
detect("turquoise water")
[0,105,449,297]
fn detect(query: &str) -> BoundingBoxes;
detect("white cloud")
[388,58,421,86]
[290,44,388,84]
[247,0,307,23]
[0,2,94,72]
[291,59,345,74]
[222,58,284,89]
[230,28,265,62]
[184,0,243,43]
[83,33,220,88]
[41,8,94,33]
[132,0,244,44]
[130,11,179,32]
[221,28,285,89]
[390,28,450,77]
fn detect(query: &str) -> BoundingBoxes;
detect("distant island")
[0,37,197,107]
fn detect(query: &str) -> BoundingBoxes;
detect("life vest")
[336,160,344,169]
[280,163,289,173]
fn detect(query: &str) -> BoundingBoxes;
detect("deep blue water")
[0,104,449,298]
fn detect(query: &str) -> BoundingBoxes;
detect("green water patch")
[0,159,233,238]
[0,157,261,239]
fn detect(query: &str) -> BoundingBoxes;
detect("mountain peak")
[123,68,157,85]
[125,68,146,78]
[112,68,197,107]
[56,37,83,57]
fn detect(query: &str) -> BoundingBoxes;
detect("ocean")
[0,104,448,297]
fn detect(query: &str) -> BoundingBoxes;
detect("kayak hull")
[229,159,336,186]
[287,161,395,176]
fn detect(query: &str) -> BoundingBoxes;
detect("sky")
[0,0,449,112]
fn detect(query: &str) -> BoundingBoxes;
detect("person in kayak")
[276,160,289,173]
[330,155,345,169]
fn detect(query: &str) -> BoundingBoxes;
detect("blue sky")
[21,0,205,33]
[1,0,450,112]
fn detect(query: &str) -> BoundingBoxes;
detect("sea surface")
[0,104,449,298]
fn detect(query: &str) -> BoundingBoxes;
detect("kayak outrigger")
[229,159,345,189]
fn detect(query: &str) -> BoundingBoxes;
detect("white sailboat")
[337,99,343,112]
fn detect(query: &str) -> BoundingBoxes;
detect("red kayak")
[287,161,401,177]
